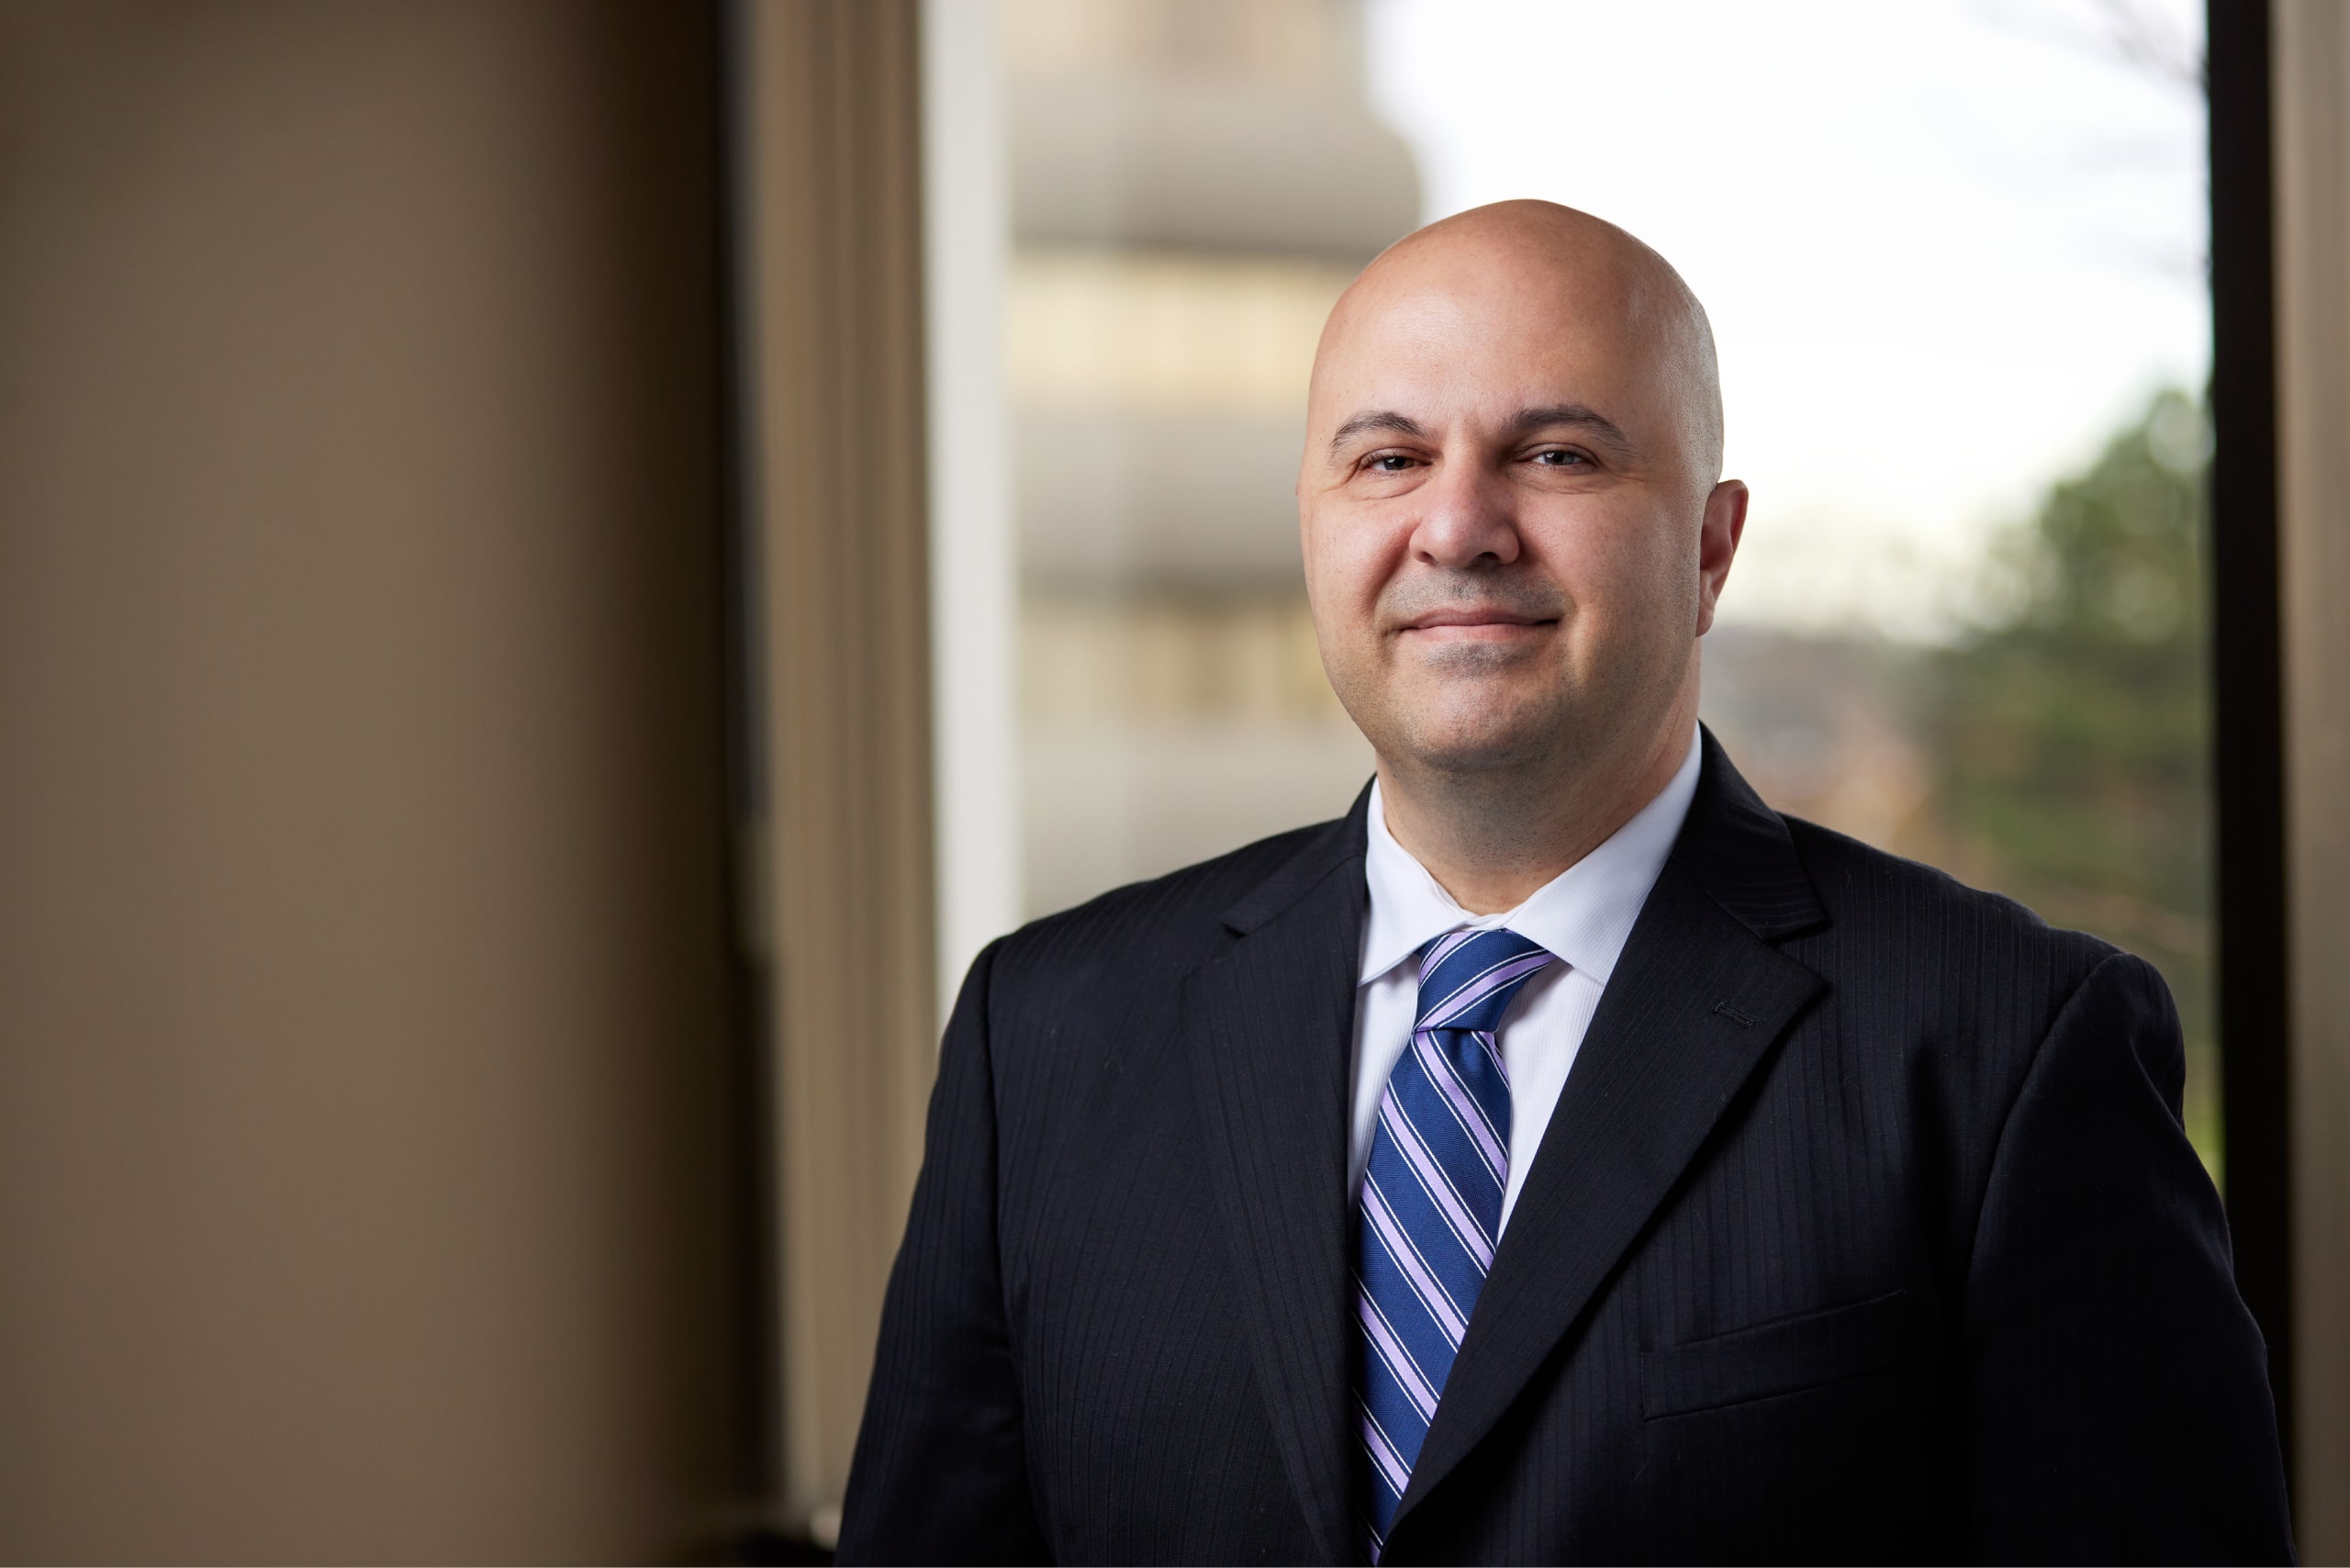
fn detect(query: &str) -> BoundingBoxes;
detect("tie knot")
[1414,926,1558,1035]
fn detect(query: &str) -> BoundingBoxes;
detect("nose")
[1408,454,1520,571]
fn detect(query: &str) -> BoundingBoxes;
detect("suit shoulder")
[990,815,1347,985]
[1778,813,2119,979]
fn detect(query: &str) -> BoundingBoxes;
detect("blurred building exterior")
[1002,0,1413,917]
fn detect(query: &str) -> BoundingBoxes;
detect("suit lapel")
[1183,794,1371,1565]
[1389,735,1829,1537]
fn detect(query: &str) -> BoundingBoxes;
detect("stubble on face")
[1355,567,1580,771]
[1299,201,1722,797]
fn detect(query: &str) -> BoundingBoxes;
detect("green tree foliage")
[1930,389,2218,1170]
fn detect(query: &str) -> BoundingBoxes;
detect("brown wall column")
[0,4,746,1559]
[2275,0,2350,1553]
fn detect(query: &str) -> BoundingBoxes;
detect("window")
[991,0,2218,1164]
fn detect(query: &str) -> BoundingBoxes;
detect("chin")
[1394,700,1565,776]
[1330,664,1583,776]
[1409,734,1551,776]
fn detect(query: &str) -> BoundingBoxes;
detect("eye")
[1363,453,1417,474]
[1531,448,1592,469]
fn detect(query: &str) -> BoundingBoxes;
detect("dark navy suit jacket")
[838,734,2293,1563]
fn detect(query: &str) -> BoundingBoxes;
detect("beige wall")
[2276,2,2350,1555]
[0,4,745,1560]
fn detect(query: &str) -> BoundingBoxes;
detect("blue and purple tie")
[1354,926,1558,1560]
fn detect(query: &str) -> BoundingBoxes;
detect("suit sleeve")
[835,938,1048,1565]
[1960,950,2294,1563]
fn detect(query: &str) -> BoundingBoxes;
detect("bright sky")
[1365,0,2209,640]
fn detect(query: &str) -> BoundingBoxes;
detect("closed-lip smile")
[1396,607,1556,638]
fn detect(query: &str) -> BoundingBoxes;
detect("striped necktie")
[1354,926,1558,1560]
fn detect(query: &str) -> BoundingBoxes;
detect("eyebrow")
[1506,403,1634,455]
[1326,409,1429,451]
[1325,403,1636,458]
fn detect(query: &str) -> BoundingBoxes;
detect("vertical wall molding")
[922,0,1023,1019]
[741,0,939,1540]
[2272,0,2350,1551]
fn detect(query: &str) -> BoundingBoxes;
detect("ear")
[1694,479,1748,637]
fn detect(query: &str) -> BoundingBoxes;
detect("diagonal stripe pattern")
[1353,926,1558,1561]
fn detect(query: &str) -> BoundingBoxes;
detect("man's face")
[1299,241,1732,780]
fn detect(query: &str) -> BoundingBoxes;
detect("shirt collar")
[1358,725,1702,988]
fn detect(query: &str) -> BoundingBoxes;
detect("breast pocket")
[1641,1288,1911,1419]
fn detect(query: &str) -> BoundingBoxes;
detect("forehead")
[1310,255,1663,432]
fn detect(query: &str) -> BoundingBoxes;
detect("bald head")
[1295,201,1747,901]
[1313,200,1724,492]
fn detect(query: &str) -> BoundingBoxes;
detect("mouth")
[1394,608,1559,642]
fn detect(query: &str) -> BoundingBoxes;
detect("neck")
[1376,686,1698,916]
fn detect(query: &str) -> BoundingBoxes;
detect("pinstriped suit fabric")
[836,735,2290,1565]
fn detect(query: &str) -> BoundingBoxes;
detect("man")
[837,202,2292,1563]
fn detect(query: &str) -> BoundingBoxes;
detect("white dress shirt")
[1348,728,1702,1234]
